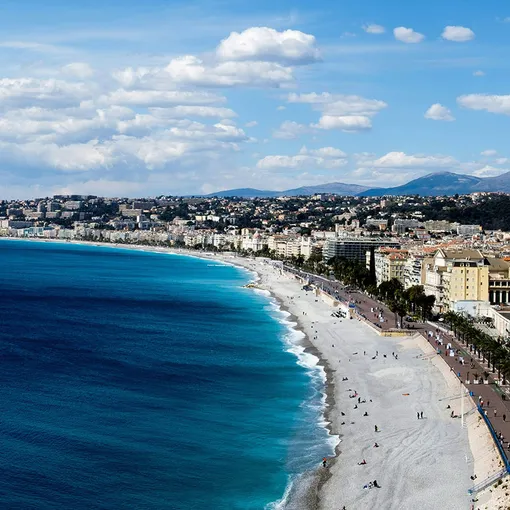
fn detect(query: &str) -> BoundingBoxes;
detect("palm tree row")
[444,311,510,384]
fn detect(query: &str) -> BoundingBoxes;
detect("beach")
[2,239,508,509]
[218,254,508,510]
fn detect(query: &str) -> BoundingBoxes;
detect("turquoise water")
[0,240,333,509]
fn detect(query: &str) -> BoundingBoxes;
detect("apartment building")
[423,249,489,312]
[323,237,400,263]
[370,248,408,286]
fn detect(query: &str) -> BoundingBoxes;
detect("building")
[487,258,510,305]
[403,252,426,289]
[323,237,400,263]
[423,249,489,312]
[457,224,482,236]
[371,248,408,286]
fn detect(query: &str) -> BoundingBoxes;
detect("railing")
[468,468,508,495]
[477,404,510,472]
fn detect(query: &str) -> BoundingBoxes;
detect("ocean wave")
[259,292,340,510]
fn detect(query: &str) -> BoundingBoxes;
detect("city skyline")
[1,0,510,199]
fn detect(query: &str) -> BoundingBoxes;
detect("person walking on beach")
[375,425,378,432]
[417,412,420,420]
[420,411,423,419]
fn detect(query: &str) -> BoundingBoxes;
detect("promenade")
[285,266,510,479]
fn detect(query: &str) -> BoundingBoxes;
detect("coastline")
[3,238,507,509]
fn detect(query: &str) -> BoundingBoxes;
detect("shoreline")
[2,238,507,508]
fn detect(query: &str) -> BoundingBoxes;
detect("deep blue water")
[0,241,331,510]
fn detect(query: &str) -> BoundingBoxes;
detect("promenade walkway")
[285,266,510,476]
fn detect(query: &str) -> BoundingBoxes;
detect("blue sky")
[1,0,509,198]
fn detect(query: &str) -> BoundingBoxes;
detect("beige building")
[370,248,408,286]
[423,249,489,312]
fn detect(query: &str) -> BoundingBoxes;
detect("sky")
[1,0,510,198]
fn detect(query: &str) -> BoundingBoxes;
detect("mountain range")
[207,171,510,198]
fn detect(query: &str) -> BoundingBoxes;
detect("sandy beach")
[214,254,510,510]
[3,239,508,509]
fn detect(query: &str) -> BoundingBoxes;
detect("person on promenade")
[503,414,506,422]
[487,401,490,408]
[494,409,497,418]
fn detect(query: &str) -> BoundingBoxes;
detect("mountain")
[359,172,484,197]
[206,188,279,198]
[283,182,369,196]
[206,171,510,198]
[473,171,510,193]
[207,182,370,198]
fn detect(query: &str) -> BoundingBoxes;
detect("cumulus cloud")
[245,120,258,127]
[288,92,387,132]
[481,149,497,156]
[471,165,506,178]
[113,56,295,89]
[357,151,456,168]
[393,27,425,43]
[257,146,347,170]
[441,26,475,42]
[363,24,385,34]
[101,89,225,107]
[0,78,92,110]
[216,27,321,64]
[61,62,94,79]
[424,103,455,121]
[457,94,510,115]
[272,120,309,139]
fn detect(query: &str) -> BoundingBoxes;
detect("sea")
[0,240,335,510]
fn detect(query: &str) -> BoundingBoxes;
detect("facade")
[423,249,489,312]
[487,258,510,305]
[371,248,408,286]
[323,237,400,263]
[403,252,425,289]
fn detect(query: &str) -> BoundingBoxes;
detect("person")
[375,425,378,432]
[451,410,455,418]
[420,411,424,419]
[358,459,367,465]
[322,457,327,467]
[374,442,379,448]
[494,409,497,418]
[487,401,490,408]
[417,412,420,420]
[373,480,380,488]
[363,411,369,417]
[446,404,451,409]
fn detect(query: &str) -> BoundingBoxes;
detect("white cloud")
[495,158,508,165]
[363,24,385,34]
[288,92,386,132]
[102,89,225,107]
[272,120,309,139]
[149,106,237,119]
[301,146,346,158]
[216,27,321,64]
[358,151,456,168]
[0,78,92,110]
[481,149,497,156]
[312,115,372,131]
[441,26,475,42]
[424,103,455,121]
[114,56,295,89]
[61,62,94,79]
[471,165,505,177]
[393,27,425,44]
[473,70,485,77]
[277,105,286,111]
[457,94,510,115]
[245,120,258,127]
[256,146,348,170]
